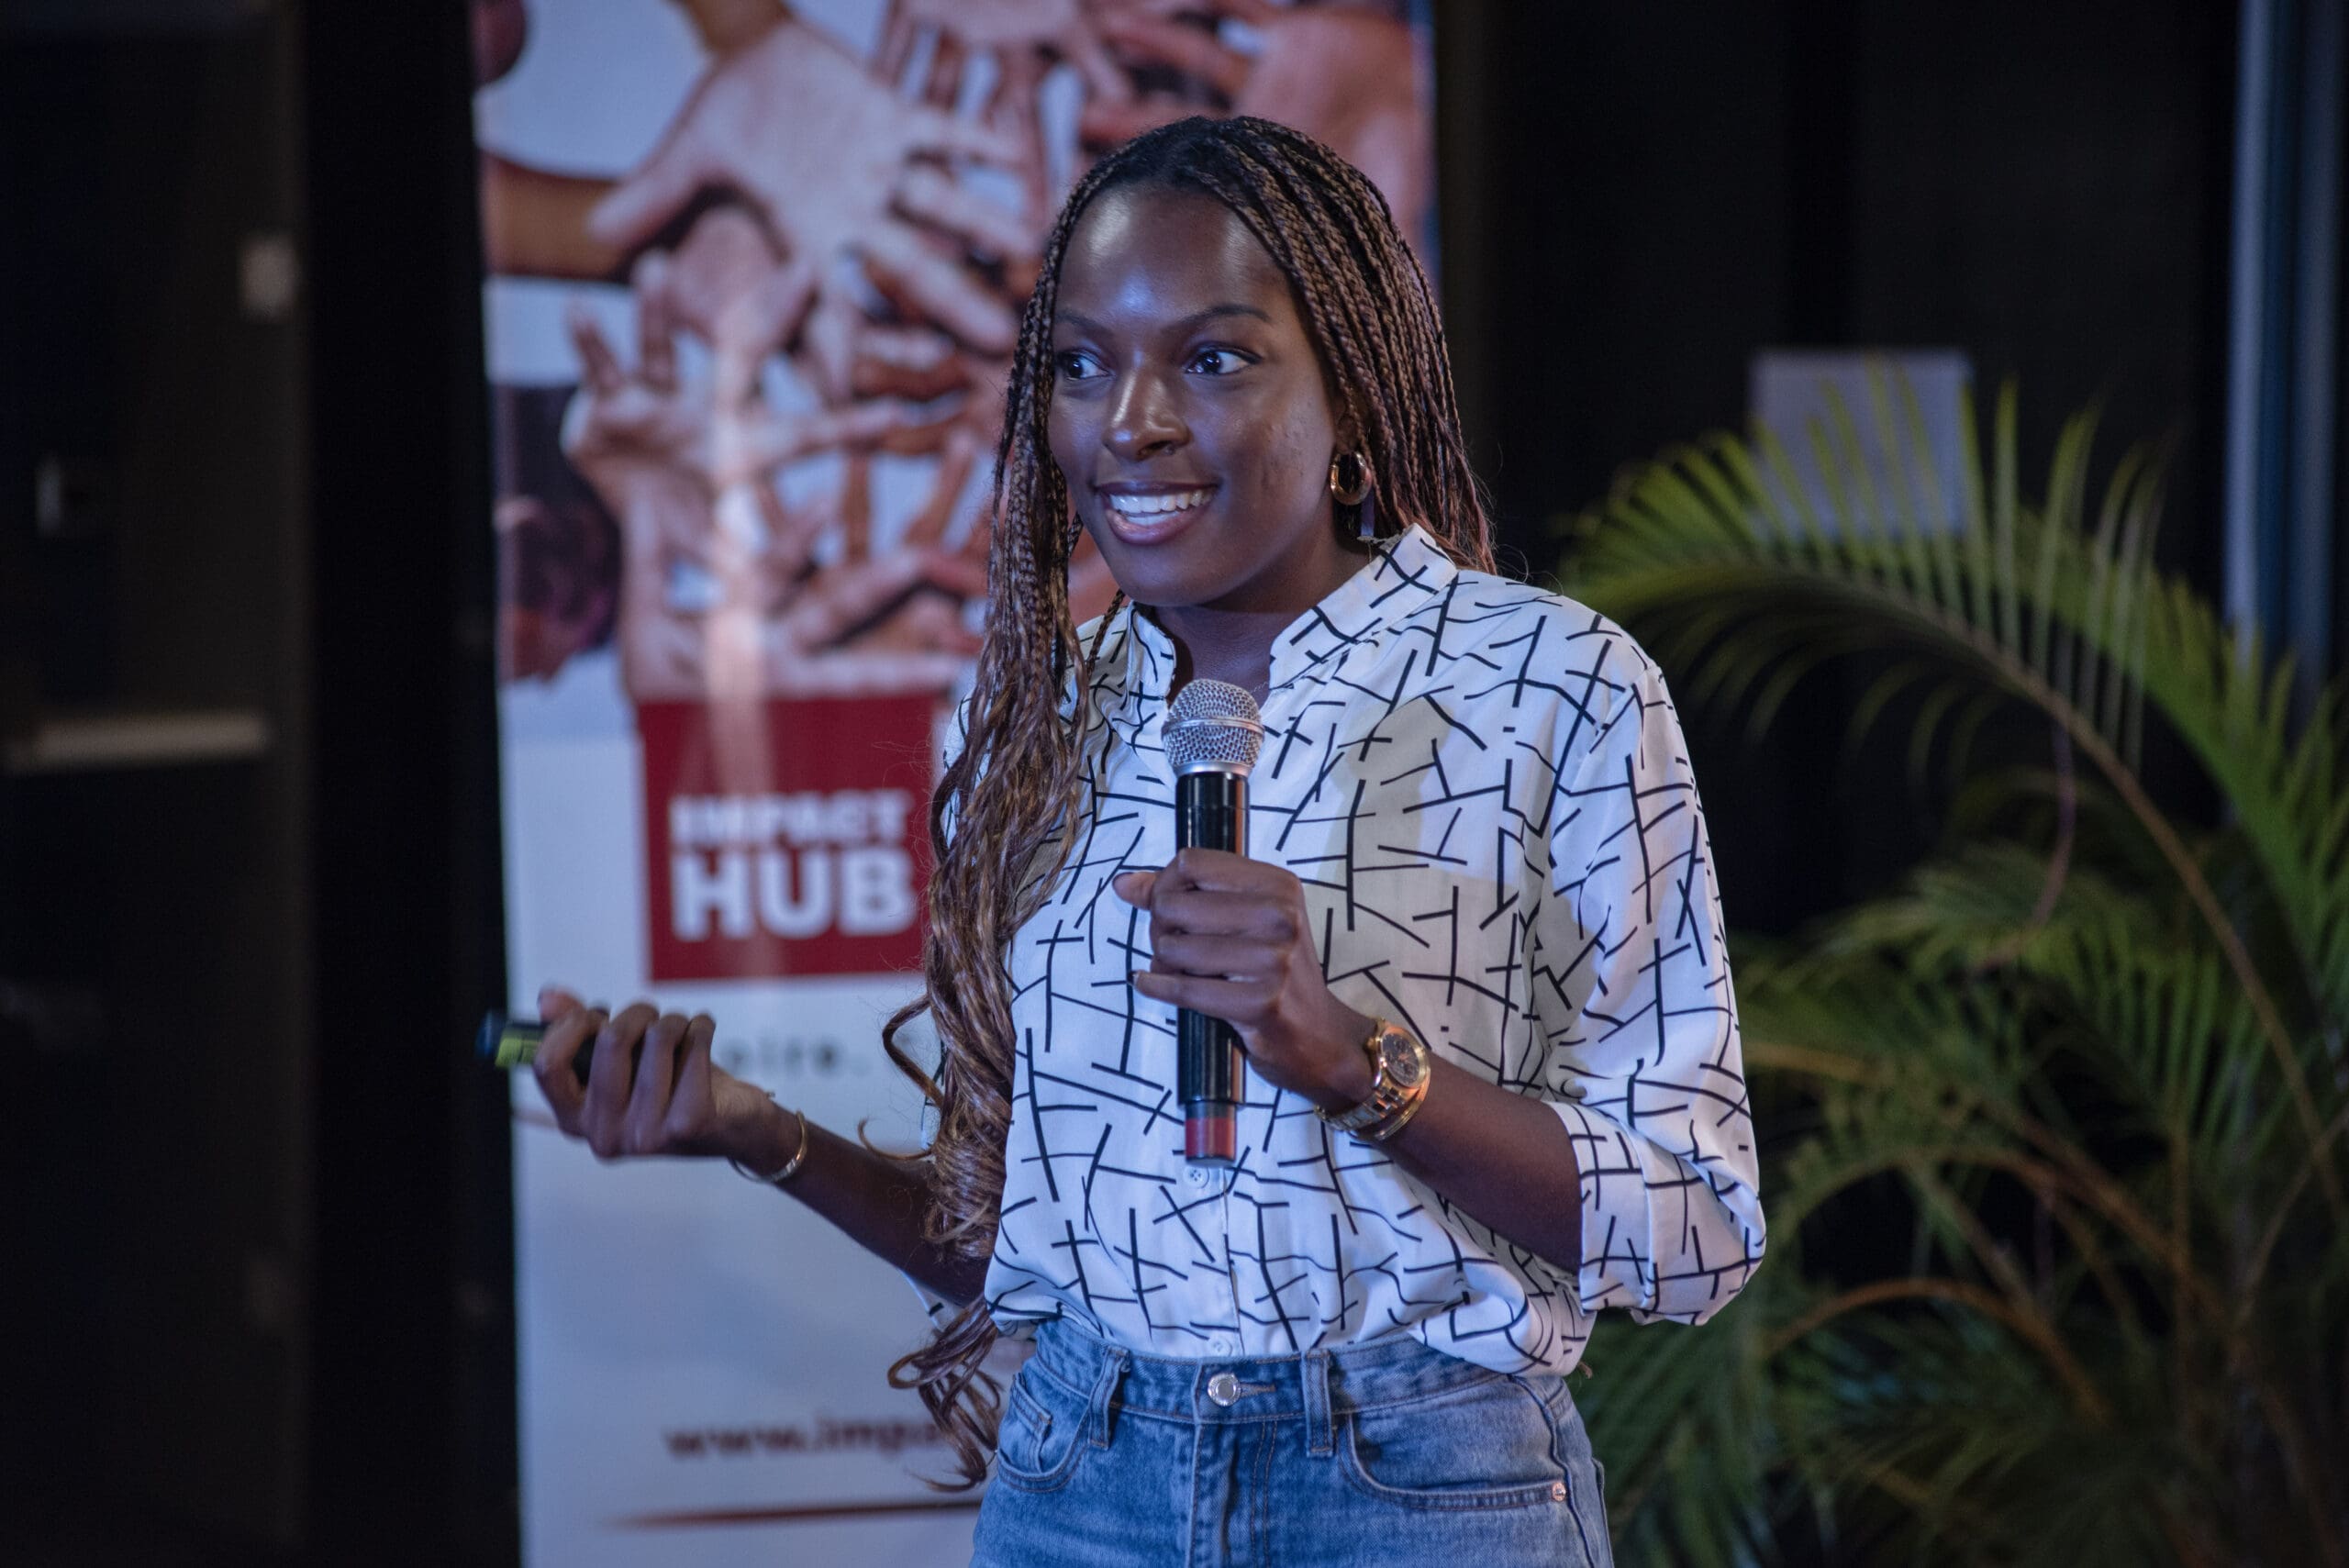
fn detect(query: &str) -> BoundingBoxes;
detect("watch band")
[1319,1018,1430,1137]
[1320,1018,1400,1132]
[1358,1064,1431,1142]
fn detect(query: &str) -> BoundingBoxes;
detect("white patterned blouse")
[969,524,1765,1374]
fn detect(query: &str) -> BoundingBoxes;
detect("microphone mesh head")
[1166,679,1265,775]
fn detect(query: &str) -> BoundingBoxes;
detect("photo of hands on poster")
[472,4,1431,1561]
[482,0,1431,712]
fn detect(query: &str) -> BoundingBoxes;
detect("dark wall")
[1,12,320,1557]
[302,0,514,1561]
[1437,0,2239,933]
[1440,2,1797,561]
[5,4,513,1562]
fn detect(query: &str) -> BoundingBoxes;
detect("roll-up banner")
[473,3,1434,1560]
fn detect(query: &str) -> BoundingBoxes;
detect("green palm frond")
[1794,846,2276,1160]
[1561,376,2346,1200]
[1779,1310,2188,1568]
[1728,936,2340,1564]
[1579,1272,1790,1568]
[1554,380,2349,1567]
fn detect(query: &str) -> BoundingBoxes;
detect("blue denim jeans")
[970,1318,1614,1567]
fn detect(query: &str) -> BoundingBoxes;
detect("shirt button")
[1209,1336,1235,1355]
[1186,1168,1210,1187]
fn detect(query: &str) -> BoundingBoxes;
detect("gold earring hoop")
[1328,450,1373,506]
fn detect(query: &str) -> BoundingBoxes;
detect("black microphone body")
[1175,766,1248,1165]
[1163,677,1265,1168]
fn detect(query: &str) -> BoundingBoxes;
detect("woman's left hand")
[1112,849,1375,1111]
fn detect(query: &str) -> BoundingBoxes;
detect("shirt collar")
[1110,525,1459,704]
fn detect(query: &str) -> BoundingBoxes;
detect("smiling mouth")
[1100,486,1216,538]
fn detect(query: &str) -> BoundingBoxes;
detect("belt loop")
[1086,1346,1130,1451]
[1304,1349,1333,1458]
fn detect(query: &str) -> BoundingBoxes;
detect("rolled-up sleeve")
[1531,661,1765,1324]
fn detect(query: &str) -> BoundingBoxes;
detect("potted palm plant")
[1560,381,2349,1567]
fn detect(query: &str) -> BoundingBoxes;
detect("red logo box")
[638,697,934,982]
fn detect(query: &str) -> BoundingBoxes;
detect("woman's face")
[1046,184,1356,618]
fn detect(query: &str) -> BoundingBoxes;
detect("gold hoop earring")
[1328,450,1372,506]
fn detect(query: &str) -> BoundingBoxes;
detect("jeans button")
[1207,1372,1240,1407]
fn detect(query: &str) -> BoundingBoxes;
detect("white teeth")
[1106,488,1211,517]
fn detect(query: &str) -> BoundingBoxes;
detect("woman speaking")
[529,115,1765,1567]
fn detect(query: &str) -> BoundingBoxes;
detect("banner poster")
[473,2,1433,1560]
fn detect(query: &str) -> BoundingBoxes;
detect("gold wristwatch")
[1319,1018,1431,1140]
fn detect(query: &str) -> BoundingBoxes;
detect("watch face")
[1377,1029,1426,1086]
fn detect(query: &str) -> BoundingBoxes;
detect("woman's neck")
[1152,604,1286,699]
[1149,544,1372,698]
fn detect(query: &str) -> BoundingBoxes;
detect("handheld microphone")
[1163,679,1265,1166]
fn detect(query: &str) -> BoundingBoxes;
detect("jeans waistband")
[1023,1316,1531,1449]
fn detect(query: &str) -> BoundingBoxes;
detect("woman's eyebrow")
[1172,303,1273,330]
[1052,303,1274,337]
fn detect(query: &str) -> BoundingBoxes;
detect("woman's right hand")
[529,985,801,1173]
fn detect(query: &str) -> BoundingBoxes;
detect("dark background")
[0,0,2277,1562]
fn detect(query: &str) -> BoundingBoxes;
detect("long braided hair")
[879,116,1495,1486]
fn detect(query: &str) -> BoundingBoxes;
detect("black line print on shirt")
[974,528,1765,1373]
